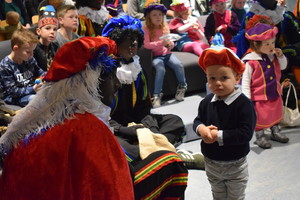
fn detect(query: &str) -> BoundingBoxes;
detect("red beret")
[210,0,226,6]
[170,0,190,12]
[44,36,117,82]
[198,47,245,75]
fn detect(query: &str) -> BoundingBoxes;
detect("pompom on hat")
[245,23,278,41]
[209,0,226,6]
[102,15,144,37]
[199,47,245,75]
[144,4,167,16]
[44,36,117,82]
[170,0,191,12]
[38,5,58,28]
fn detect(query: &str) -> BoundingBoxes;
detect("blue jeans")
[152,54,186,95]
[18,94,35,107]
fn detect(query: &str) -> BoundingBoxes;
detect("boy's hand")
[198,124,218,144]
[33,83,43,92]
[274,48,284,57]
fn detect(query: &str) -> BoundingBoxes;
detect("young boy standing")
[34,5,59,71]
[55,4,80,48]
[193,47,256,199]
[0,29,45,107]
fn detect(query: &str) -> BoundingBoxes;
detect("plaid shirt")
[0,56,45,105]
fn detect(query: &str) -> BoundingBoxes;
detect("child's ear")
[12,44,19,51]
[58,17,63,24]
[235,74,241,83]
[36,28,41,35]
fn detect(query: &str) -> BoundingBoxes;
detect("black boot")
[270,125,289,143]
[254,130,272,149]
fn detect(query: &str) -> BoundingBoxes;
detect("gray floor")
[152,93,300,200]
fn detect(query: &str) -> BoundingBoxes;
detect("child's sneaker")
[175,85,187,101]
[177,149,205,170]
[152,93,163,108]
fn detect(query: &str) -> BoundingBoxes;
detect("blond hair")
[56,4,77,18]
[144,11,169,40]
[11,29,39,49]
[231,0,237,8]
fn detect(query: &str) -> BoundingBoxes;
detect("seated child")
[0,29,45,107]
[54,4,80,48]
[0,11,21,40]
[231,0,247,23]
[34,5,59,71]
[204,0,240,52]
[143,4,188,107]
[169,0,209,56]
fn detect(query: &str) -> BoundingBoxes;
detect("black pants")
[117,113,185,160]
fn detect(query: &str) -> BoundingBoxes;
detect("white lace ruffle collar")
[78,6,109,24]
[249,2,285,25]
[117,55,142,85]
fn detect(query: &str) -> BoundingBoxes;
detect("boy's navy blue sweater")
[193,93,256,161]
[0,56,45,105]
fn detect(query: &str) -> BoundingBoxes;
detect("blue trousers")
[152,53,186,95]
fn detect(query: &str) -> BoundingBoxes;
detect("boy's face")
[36,24,58,45]
[258,37,276,55]
[59,9,79,30]
[212,2,227,14]
[14,43,37,62]
[206,65,240,99]
[149,10,164,27]
[234,0,246,9]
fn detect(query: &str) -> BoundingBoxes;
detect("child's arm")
[221,97,256,146]
[143,27,171,50]
[194,20,205,40]
[204,13,216,44]
[0,65,36,100]
[216,11,240,36]
[241,63,253,99]
[274,48,288,70]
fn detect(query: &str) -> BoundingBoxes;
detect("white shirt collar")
[211,87,242,105]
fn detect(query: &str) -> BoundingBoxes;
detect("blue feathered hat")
[102,15,144,37]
